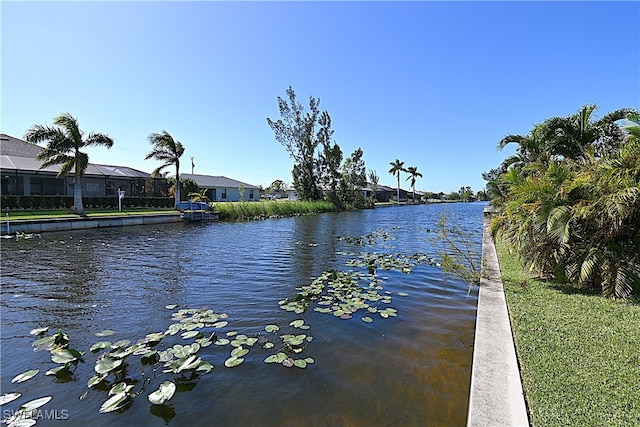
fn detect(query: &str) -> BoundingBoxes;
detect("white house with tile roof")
[180,173,261,202]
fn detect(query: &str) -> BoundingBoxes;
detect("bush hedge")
[0,195,174,210]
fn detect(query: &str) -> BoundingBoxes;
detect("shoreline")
[466,206,529,426]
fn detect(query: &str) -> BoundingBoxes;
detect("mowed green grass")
[3,208,176,220]
[495,240,640,426]
[3,200,338,222]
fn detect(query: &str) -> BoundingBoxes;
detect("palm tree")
[405,166,423,202]
[541,104,632,161]
[388,159,405,203]
[491,107,640,297]
[497,123,550,174]
[25,112,114,215]
[145,131,185,209]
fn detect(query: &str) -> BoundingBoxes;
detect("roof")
[0,133,150,179]
[1,133,45,157]
[181,173,259,189]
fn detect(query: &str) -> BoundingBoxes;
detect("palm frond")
[53,112,83,146]
[546,205,572,246]
[85,132,114,148]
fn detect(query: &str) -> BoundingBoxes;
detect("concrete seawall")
[467,207,529,426]
[1,213,183,234]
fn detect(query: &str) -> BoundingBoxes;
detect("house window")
[221,189,227,199]
[249,189,254,199]
[29,177,65,195]
[2,176,24,195]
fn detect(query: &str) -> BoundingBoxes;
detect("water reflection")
[0,202,485,426]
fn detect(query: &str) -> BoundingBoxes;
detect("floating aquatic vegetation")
[3,225,434,423]
[4,396,52,425]
[0,393,21,406]
[337,229,393,246]
[11,369,39,384]
[148,381,176,405]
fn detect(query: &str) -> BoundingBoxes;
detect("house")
[180,174,260,202]
[373,185,395,202]
[1,134,152,197]
[411,190,425,203]
[388,185,409,202]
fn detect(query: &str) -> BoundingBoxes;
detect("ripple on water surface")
[0,202,485,426]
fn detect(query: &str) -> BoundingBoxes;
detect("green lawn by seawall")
[495,240,640,426]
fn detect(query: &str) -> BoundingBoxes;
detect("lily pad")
[166,323,181,336]
[51,348,81,364]
[142,332,165,345]
[282,334,306,346]
[263,342,275,349]
[90,341,112,352]
[282,358,294,368]
[0,392,21,405]
[46,365,69,376]
[231,347,249,358]
[148,381,176,405]
[110,382,134,396]
[214,338,230,346]
[7,419,36,427]
[211,321,228,328]
[112,339,131,349]
[165,304,178,310]
[397,292,409,296]
[304,357,315,364]
[196,361,214,373]
[95,329,116,337]
[99,392,130,413]
[224,356,244,368]
[95,357,123,374]
[19,396,52,411]
[11,369,39,383]
[29,327,48,336]
[181,330,200,339]
[289,319,305,328]
[171,355,201,373]
[264,324,280,333]
[294,359,307,368]
[264,354,279,364]
[32,335,55,350]
[88,373,108,387]
[361,316,374,323]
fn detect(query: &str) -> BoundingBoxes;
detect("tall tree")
[267,86,334,201]
[145,131,185,208]
[267,179,285,197]
[340,148,367,207]
[25,112,114,215]
[388,159,406,203]
[319,141,343,204]
[368,169,379,202]
[405,166,423,202]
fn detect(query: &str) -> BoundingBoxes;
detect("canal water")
[0,202,484,426]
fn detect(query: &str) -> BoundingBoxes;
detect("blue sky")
[2,1,639,194]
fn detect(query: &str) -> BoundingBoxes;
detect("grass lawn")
[495,240,640,426]
[3,208,177,220]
